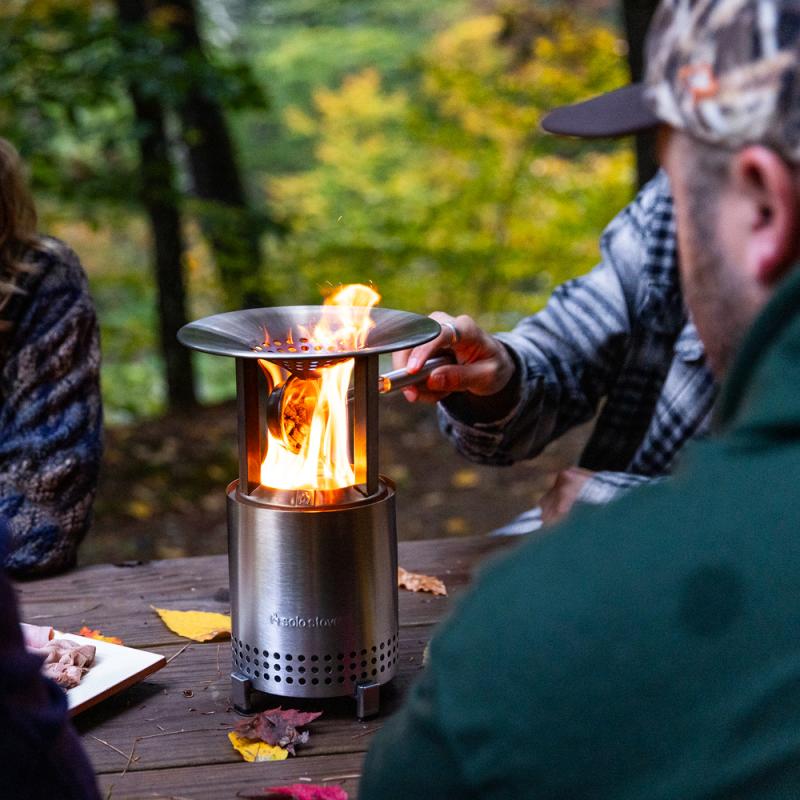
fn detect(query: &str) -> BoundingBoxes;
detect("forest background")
[0,0,658,562]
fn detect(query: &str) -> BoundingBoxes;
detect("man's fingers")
[405,334,447,373]
[405,311,462,371]
[405,311,484,372]
[425,360,502,395]
[392,348,412,371]
[402,386,419,403]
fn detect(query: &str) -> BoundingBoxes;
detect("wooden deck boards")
[17,534,518,798]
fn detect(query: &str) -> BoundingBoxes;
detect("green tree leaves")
[266,11,633,322]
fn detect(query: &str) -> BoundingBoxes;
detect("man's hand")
[540,467,594,526]
[391,312,516,404]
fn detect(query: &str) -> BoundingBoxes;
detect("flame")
[259,284,380,492]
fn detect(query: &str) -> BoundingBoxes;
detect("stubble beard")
[682,194,752,379]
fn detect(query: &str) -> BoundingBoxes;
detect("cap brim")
[541,83,660,138]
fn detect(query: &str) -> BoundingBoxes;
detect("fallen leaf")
[445,517,468,535]
[78,627,123,645]
[234,707,323,756]
[262,785,349,799]
[228,731,288,762]
[151,607,231,642]
[451,468,479,489]
[398,567,447,596]
[126,500,153,520]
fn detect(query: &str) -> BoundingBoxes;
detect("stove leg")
[354,680,380,719]
[231,671,254,713]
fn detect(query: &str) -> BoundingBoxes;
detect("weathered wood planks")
[16,534,519,798]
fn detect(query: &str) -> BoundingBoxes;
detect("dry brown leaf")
[398,567,447,596]
[234,707,323,756]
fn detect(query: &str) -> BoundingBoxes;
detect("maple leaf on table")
[261,785,348,800]
[234,707,323,756]
[77,626,123,645]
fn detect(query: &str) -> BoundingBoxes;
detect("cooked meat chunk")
[43,662,86,689]
[26,637,96,688]
[20,622,53,649]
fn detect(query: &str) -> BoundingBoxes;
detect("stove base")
[231,670,381,719]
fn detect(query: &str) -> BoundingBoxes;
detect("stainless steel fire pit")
[178,303,440,718]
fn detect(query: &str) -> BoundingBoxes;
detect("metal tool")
[266,355,454,453]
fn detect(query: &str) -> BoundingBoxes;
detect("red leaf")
[261,786,348,800]
[233,707,323,756]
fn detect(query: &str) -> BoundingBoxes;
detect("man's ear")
[731,146,800,286]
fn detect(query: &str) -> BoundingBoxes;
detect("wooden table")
[16,535,515,799]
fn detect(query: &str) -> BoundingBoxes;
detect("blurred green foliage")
[0,0,265,214]
[0,0,633,422]
[265,12,633,322]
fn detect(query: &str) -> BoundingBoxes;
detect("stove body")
[227,479,398,716]
[179,306,439,717]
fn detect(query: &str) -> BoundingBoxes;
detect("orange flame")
[259,284,380,491]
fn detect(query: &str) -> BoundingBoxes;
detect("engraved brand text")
[269,613,338,628]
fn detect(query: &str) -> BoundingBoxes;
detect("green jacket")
[360,268,800,799]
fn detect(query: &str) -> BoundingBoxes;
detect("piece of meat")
[56,639,95,669]
[43,662,85,689]
[37,639,95,666]
[26,638,96,689]
[20,622,54,649]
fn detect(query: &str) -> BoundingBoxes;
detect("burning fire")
[259,284,381,492]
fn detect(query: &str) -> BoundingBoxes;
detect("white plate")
[52,632,167,716]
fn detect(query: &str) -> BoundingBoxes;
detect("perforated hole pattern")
[232,634,400,687]
[252,338,350,376]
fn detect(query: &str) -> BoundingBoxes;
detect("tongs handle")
[343,355,454,402]
[376,354,455,395]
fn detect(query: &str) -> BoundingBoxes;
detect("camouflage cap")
[542,0,800,162]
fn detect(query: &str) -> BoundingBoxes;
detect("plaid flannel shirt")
[438,171,718,531]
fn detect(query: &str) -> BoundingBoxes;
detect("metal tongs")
[267,355,453,452]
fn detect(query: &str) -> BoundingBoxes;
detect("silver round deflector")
[178,306,441,363]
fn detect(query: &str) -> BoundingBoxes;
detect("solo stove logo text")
[269,612,338,628]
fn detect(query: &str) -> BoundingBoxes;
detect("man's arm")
[0,242,102,576]
[395,171,672,466]
[360,670,475,800]
[537,467,662,526]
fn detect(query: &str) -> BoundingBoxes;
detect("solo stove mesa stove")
[178,290,441,718]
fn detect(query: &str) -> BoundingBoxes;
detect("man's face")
[658,128,770,377]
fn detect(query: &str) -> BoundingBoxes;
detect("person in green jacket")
[360,1,800,797]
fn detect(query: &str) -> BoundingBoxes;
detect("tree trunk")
[115,0,197,412]
[621,0,660,188]
[155,0,269,310]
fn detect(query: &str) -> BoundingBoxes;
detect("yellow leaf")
[151,607,231,642]
[445,517,469,535]
[126,500,153,520]
[451,469,479,489]
[228,731,289,762]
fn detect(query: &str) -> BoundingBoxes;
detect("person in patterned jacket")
[0,138,102,576]
[395,168,718,533]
